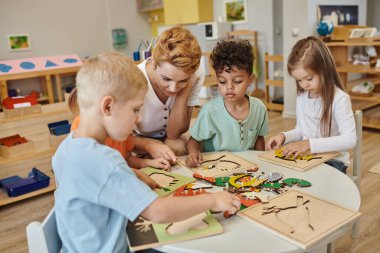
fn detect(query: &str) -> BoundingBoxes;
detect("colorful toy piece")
[274,149,322,162]
[282,178,312,187]
[0,168,50,197]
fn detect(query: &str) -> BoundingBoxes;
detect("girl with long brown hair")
[267,36,356,173]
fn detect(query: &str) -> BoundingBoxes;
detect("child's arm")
[186,137,203,167]
[253,136,265,151]
[141,191,240,223]
[126,152,171,170]
[132,136,177,164]
[267,133,286,150]
[133,168,161,189]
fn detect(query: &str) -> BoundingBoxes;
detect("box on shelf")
[3,104,42,118]
[0,139,35,158]
[0,168,50,197]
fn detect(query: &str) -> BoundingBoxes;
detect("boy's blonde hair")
[75,52,147,112]
[152,26,201,74]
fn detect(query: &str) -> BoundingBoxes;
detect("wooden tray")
[238,190,360,250]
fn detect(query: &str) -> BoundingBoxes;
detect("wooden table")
[155,151,360,253]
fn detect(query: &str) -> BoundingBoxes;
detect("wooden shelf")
[0,170,55,206]
[350,93,380,103]
[351,99,380,111]
[362,106,380,130]
[347,77,380,88]
[266,102,284,111]
[264,53,284,111]
[265,79,283,87]
[326,41,380,47]
[203,75,217,87]
[0,102,73,205]
[336,64,380,74]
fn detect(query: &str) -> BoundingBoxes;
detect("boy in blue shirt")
[186,40,269,167]
[52,52,240,252]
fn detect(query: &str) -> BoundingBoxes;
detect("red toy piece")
[2,91,39,109]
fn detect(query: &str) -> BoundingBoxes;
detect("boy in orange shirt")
[70,116,171,170]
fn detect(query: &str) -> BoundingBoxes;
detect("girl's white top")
[283,87,356,165]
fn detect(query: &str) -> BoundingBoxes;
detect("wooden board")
[238,190,360,250]
[178,152,258,177]
[257,150,339,172]
[127,211,223,251]
[141,167,195,197]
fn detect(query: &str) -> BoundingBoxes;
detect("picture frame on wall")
[224,0,247,24]
[317,5,358,26]
[8,34,31,52]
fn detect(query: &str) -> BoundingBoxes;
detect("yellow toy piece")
[274,149,321,162]
[228,175,266,189]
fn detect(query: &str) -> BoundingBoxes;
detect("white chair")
[327,110,362,253]
[350,110,362,238]
[26,208,62,253]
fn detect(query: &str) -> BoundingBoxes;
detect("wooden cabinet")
[325,40,380,129]
[0,102,73,206]
[136,0,163,12]
[264,53,284,111]
[163,0,213,25]
[0,55,81,107]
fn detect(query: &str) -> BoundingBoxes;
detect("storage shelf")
[264,53,284,111]
[265,79,283,87]
[0,170,55,206]
[326,41,380,47]
[362,106,380,130]
[351,99,380,111]
[0,102,72,205]
[347,77,380,88]
[325,40,380,130]
[336,64,380,74]
[266,102,284,111]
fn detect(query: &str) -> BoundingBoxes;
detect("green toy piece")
[282,178,312,187]
[214,176,230,187]
[261,181,282,189]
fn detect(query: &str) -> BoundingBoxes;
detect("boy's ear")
[249,74,255,84]
[101,95,115,116]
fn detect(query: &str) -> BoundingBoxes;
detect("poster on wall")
[224,0,247,24]
[317,5,358,26]
[8,34,31,52]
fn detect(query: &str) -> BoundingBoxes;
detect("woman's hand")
[145,141,177,165]
[147,157,171,171]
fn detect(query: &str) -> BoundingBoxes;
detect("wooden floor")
[1,111,380,253]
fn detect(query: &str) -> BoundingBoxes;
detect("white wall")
[213,0,274,91]
[367,0,380,28]
[0,0,151,60]
[282,0,309,118]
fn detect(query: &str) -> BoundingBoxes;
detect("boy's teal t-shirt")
[190,95,268,152]
[52,132,157,253]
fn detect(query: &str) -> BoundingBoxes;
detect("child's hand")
[146,142,177,165]
[282,140,310,158]
[134,169,161,190]
[148,157,171,171]
[186,152,203,168]
[210,191,241,214]
[267,133,285,150]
